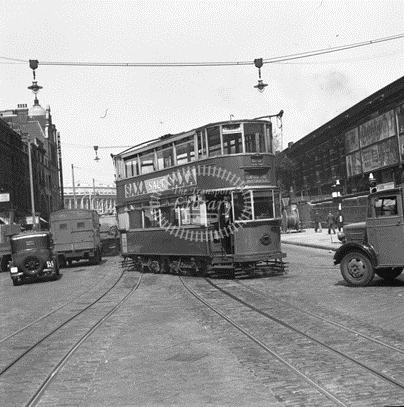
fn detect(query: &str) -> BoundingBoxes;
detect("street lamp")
[71,164,77,209]
[253,58,268,93]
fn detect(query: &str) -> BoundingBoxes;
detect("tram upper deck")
[113,118,278,197]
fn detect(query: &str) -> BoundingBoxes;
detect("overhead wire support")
[2,32,402,68]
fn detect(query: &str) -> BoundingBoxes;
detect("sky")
[1,0,404,187]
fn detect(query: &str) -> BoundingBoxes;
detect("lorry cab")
[334,184,404,286]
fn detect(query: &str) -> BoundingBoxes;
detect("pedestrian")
[314,211,322,233]
[326,211,336,234]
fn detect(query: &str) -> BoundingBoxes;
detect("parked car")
[9,231,59,286]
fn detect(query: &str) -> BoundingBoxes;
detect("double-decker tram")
[112,116,286,278]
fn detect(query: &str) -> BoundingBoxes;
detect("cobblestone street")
[2,235,404,406]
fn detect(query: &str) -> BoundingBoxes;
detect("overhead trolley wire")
[1,32,404,68]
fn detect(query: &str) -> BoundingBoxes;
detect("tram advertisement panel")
[117,155,275,203]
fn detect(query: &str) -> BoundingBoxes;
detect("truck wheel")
[340,251,375,287]
[375,268,403,281]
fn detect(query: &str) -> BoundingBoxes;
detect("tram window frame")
[197,130,207,158]
[174,195,207,227]
[125,156,139,178]
[157,144,174,170]
[223,132,243,155]
[232,190,280,222]
[117,208,130,230]
[207,126,222,157]
[266,123,273,153]
[140,151,155,175]
[142,207,159,228]
[128,208,142,229]
[253,190,275,219]
[176,136,196,166]
[160,201,179,227]
[244,123,266,153]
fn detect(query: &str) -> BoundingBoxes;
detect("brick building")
[0,100,62,222]
[0,117,31,222]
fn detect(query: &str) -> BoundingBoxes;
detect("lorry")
[99,214,119,256]
[334,180,404,287]
[50,209,102,267]
[0,224,22,272]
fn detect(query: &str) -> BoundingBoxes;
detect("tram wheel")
[149,260,161,273]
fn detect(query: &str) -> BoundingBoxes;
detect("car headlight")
[337,231,345,242]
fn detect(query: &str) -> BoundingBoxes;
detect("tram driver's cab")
[205,189,281,258]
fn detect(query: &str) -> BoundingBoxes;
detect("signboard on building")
[345,109,399,178]
[0,193,10,202]
[0,193,10,211]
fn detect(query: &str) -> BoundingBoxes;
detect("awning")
[20,216,48,224]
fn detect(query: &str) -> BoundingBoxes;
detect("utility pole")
[71,164,77,209]
[57,132,64,209]
[92,178,96,211]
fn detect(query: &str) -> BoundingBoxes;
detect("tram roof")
[115,117,272,158]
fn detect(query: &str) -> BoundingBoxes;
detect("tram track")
[236,280,404,356]
[0,266,143,407]
[180,276,404,406]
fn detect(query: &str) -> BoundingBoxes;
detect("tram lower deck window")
[253,191,274,219]
[232,190,280,221]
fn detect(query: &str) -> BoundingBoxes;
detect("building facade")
[63,183,116,214]
[0,101,62,221]
[0,117,31,222]
[277,75,404,203]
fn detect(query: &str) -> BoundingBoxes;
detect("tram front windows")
[244,123,266,153]
[254,191,274,219]
[232,190,279,222]
[223,133,242,154]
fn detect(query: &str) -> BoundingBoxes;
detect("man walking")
[314,211,322,233]
[327,211,336,234]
